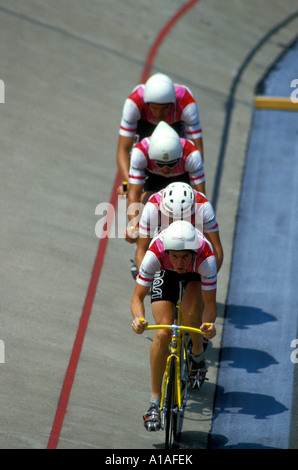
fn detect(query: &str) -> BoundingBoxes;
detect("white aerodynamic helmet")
[148,121,182,163]
[161,182,195,218]
[163,220,201,253]
[144,73,176,104]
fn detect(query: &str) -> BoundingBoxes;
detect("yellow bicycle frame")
[142,300,208,418]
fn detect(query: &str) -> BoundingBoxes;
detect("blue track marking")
[210,40,298,449]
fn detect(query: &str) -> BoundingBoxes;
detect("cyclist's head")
[144,73,176,104]
[148,122,182,164]
[160,182,195,219]
[163,220,200,253]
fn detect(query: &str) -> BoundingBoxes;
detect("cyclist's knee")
[182,310,201,327]
[155,329,171,347]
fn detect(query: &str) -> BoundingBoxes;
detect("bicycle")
[141,280,209,449]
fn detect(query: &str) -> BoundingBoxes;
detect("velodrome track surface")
[0,0,297,450]
[210,39,298,449]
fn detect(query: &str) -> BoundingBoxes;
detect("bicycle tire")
[180,332,191,395]
[164,356,179,449]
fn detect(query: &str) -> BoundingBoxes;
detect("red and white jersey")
[119,84,202,140]
[139,189,219,238]
[128,137,205,186]
[137,227,217,290]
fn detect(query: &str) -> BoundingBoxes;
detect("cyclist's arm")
[117,96,140,190]
[181,98,203,159]
[204,231,224,272]
[130,282,150,334]
[192,181,206,196]
[185,150,206,195]
[116,135,134,185]
[191,137,204,161]
[135,235,151,269]
[128,183,143,221]
[125,183,143,242]
[201,289,217,339]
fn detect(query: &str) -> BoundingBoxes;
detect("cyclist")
[136,181,223,272]
[130,220,217,431]
[117,73,203,194]
[126,121,205,243]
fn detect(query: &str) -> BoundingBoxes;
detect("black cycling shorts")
[135,120,186,143]
[144,171,190,192]
[151,270,201,305]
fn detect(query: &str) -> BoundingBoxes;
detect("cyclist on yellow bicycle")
[130,220,217,431]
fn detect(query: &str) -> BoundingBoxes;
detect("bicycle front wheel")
[164,356,179,449]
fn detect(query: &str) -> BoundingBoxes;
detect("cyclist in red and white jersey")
[126,121,205,242]
[130,221,217,431]
[136,181,223,272]
[117,73,203,194]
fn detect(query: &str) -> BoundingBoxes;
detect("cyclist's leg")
[150,270,180,399]
[181,280,204,356]
[181,279,209,388]
[143,299,174,431]
[150,299,175,399]
[143,271,179,430]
